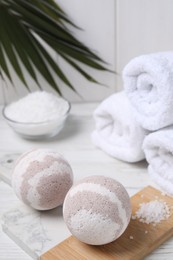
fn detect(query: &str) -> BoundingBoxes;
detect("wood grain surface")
[41,186,173,260]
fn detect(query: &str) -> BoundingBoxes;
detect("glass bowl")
[2,101,71,140]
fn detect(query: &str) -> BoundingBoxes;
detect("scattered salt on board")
[132,200,170,224]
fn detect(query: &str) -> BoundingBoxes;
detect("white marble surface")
[0,181,31,260]
[1,185,70,259]
[0,103,173,259]
[0,153,19,184]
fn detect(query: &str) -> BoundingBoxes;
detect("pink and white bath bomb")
[63,175,131,245]
[12,149,73,210]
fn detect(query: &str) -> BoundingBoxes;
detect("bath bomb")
[12,149,73,210]
[63,175,131,245]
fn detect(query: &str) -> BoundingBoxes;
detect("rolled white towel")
[143,128,173,195]
[123,52,173,131]
[91,91,148,163]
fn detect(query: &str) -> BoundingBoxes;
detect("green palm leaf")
[0,0,110,95]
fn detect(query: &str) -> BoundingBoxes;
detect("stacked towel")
[123,52,173,131]
[122,51,173,194]
[92,51,173,195]
[143,128,173,195]
[91,92,148,163]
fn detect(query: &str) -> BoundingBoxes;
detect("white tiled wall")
[1,0,173,104]
[56,0,116,101]
[116,0,173,87]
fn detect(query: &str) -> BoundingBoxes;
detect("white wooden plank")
[0,103,173,259]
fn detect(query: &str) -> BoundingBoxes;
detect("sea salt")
[133,200,170,224]
[5,91,69,123]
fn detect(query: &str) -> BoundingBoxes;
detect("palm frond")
[0,0,110,95]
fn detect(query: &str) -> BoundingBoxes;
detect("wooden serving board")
[41,186,173,260]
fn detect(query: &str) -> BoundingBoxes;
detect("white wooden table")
[0,103,173,260]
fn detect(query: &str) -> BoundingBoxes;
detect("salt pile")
[5,91,69,123]
[133,200,170,224]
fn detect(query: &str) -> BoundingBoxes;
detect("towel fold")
[91,92,148,163]
[143,128,173,195]
[123,52,173,131]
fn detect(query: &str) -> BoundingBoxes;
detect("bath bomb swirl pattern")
[12,149,73,210]
[63,175,131,245]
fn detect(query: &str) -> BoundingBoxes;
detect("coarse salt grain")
[5,91,69,123]
[134,200,170,224]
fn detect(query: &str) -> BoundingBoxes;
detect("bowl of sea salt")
[2,91,70,140]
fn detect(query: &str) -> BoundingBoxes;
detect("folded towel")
[143,128,173,195]
[123,52,173,131]
[91,91,148,163]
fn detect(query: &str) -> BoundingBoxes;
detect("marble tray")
[0,181,70,260]
[0,153,19,184]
